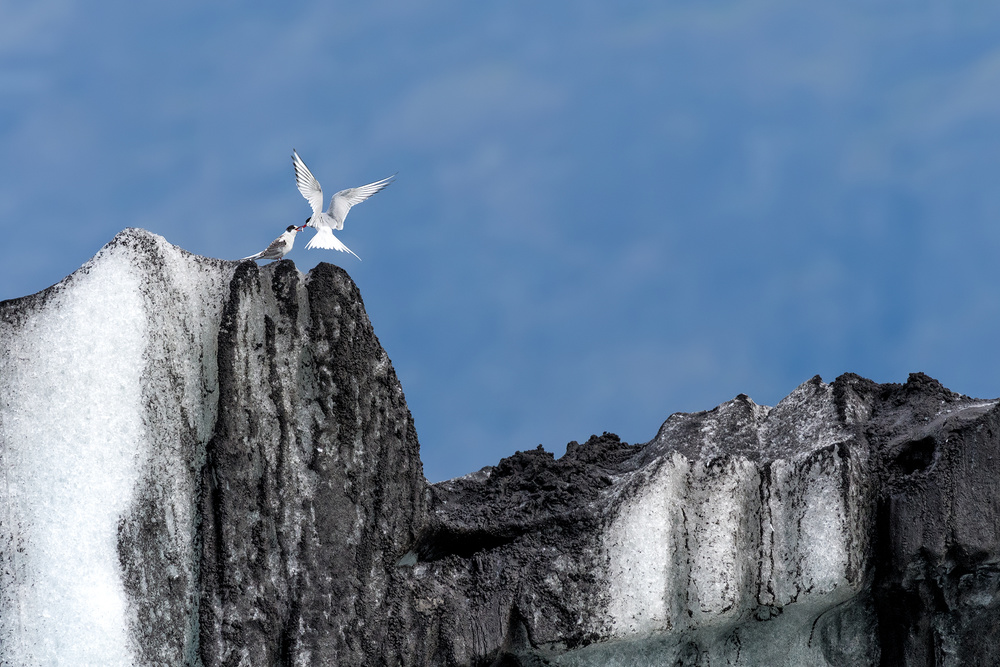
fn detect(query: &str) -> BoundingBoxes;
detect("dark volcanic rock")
[394,373,1000,666]
[400,376,878,666]
[865,373,1000,666]
[197,260,424,665]
[2,229,1000,666]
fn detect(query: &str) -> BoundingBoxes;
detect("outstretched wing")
[292,149,324,216]
[327,174,396,229]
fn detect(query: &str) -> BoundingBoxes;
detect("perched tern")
[241,225,304,261]
[292,149,395,259]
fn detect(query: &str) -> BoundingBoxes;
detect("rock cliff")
[0,229,998,666]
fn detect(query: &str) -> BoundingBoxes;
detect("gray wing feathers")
[327,174,396,227]
[243,236,288,261]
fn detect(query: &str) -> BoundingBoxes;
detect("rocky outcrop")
[404,373,1000,667]
[1,229,999,666]
[403,377,873,666]
[0,229,423,666]
[866,374,1000,666]
[197,258,424,666]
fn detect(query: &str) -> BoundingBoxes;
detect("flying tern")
[241,224,304,261]
[292,149,395,260]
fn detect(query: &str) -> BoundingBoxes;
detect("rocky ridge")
[0,229,998,666]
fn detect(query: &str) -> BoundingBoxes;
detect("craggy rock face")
[1,229,999,666]
[0,229,424,666]
[865,374,1000,667]
[405,378,879,667]
[407,374,1000,667]
[404,376,1000,667]
[197,257,425,666]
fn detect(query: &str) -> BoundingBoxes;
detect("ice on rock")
[0,248,147,665]
[605,452,689,636]
[3,230,999,665]
[593,383,875,666]
[0,230,235,666]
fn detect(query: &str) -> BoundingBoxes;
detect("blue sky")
[3,1,1000,481]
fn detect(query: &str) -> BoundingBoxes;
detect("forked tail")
[304,228,362,260]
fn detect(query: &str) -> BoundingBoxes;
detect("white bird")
[241,224,304,261]
[292,149,395,260]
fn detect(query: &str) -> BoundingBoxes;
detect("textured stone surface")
[403,377,880,666]
[402,373,1000,667]
[2,229,1000,666]
[0,229,234,665]
[0,229,423,666]
[197,258,424,665]
[865,374,1000,667]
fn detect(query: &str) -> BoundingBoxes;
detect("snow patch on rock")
[0,230,238,666]
[598,377,874,665]
[0,247,147,666]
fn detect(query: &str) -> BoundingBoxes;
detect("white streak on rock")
[0,249,146,666]
[597,378,875,666]
[605,452,689,636]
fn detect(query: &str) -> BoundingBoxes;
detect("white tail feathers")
[304,228,361,260]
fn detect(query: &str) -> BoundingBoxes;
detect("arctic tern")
[292,149,395,260]
[241,224,304,261]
